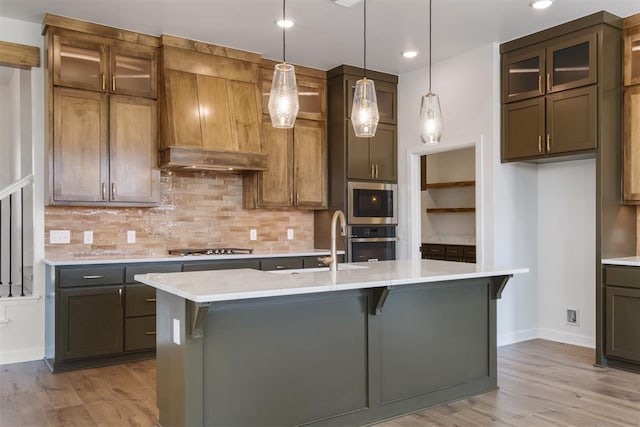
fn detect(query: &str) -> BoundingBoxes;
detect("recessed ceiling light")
[402,51,418,59]
[276,19,294,28]
[530,0,553,10]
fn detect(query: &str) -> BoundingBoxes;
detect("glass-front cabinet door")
[502,48,544,103]
[53,34,107,92]
[546,32,596,93]
[110,42,157,99]
[261,69,326,121]
[624,27,640,86]
[347,78,397,124]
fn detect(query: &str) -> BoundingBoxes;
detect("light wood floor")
[0,339,638,426]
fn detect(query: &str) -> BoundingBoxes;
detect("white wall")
[537,159,596,347]
[398,43,539,346]
[0,16,45,364]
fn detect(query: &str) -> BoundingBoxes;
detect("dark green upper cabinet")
[500,13,617,163]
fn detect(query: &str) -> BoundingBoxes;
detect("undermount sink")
[268,264,370,274]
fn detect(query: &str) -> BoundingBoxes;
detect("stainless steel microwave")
[347,181,397,224]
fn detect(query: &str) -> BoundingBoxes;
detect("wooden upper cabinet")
[624,18,640,86]
[109,96,159,203]
[52,87,108,203]
[500,16,610,163]
[228,80,262,153]
[347,78,397,124]
[546,85,596,155]
[52,32,157,99]
[546,32,596,94]
[502,97,545,161]
[110,42,157,98]
[46,19,160,206]
[623,84,640,203]
[53,33,107,92]
[294,119,327,208]
[260,64,327,122]
[258,122,293,207]
[347,121,397,182]
[502,48,545,103]
[252,118,327,209]
[197,74,234,151]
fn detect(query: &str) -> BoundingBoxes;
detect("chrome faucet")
[319,210,346,272]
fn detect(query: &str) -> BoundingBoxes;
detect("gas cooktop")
[168,248,254,256]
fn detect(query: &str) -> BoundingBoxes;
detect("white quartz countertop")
[43,249,341,266]
[134,259,529,303]
[602,257,640,267]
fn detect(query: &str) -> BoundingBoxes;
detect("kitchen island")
[135,259,527,426]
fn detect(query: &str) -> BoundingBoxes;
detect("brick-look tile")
[45,171,315,259]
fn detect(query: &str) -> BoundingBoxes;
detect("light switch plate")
[250,229,257,241]
[287,229,294,240]
[127,230,136,243]
[83,231,93,244]
[50,230,70,244]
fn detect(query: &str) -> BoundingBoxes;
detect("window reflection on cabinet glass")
[114,53,152,95]
[508,57,540,96]
[553,42,590,86]
[59,43,102,87]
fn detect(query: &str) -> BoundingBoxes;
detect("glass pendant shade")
[268,63,299,128]
[351,78,380,137]
[419,92,443,144]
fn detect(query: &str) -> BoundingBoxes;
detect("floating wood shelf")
[426,208,476,213]
[425,180,475,189]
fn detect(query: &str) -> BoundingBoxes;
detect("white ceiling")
[0,0,638,75]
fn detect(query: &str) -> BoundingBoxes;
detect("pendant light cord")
[428,0,432,93]
[282,0,286,63]
[363,0,367,78]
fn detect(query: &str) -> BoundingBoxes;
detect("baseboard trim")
[0,347,44,365]
[537,328,595,349]
[497,328,538,347]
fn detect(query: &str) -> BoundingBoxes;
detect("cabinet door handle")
[145,298,157,303]
[289,193,293,205]
[101,182,106,200]
[538,75,543,94]
[101,73,106,91]
[112,75,116,92]
[546,73,551,92]
[538,135,542,153]
[546,134,551,152]
[82,275,104,279]
[111,183,116,200]
[118,288,122,306]
[375,164,379,178]
[145,331,157,336]
[371,163,375,178]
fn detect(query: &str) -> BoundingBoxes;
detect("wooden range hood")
[158,35,267,171]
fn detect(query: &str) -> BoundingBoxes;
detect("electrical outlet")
[566,308,579,326]
[127,230,136,244]
[250,229,257,241]
[173,318,181,345]
[83,231,93,244]
[287,229,294,240]
[50,230,70,244]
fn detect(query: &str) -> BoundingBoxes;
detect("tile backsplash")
[45,171,315,259]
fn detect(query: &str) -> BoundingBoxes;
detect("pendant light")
[419,0,443,144]
[351,0,379,138]
[268,0,299,128]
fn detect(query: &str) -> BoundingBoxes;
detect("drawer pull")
[275,265,287,270]
[144,331,157,336]
[83,275,104,279]
[145,298,157,303]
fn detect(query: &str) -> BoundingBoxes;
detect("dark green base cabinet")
[45,263,181,372]
[157,278,498,426]
[604,266,640,372]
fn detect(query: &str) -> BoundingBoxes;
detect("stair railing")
[0,174,33,298]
